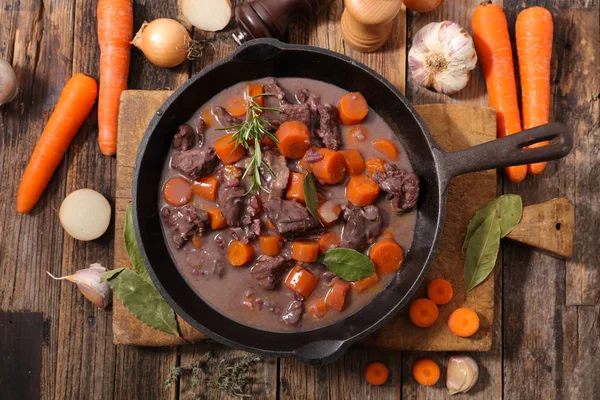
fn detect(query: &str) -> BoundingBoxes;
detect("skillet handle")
[440,123,572,181]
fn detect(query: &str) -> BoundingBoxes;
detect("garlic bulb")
[409,21,478,94]
[47,263,112,309]
[446,355,479,395]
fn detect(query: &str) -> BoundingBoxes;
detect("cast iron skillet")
[132,39,572,365]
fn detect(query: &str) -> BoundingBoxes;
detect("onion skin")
[132,18,195,68]
[0,58,18,105]
[403,0,444,13]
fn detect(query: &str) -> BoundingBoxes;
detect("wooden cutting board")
[114,91,497,351]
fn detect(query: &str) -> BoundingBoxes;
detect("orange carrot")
[412,358,440,386]
[409,298,439,328]
[340,149,365,175]
[16,74,98,213]
[346,175,380,206]
[448,307,480,337]
[369,239,404,274]
[227,241,255,267]
[373,139,398,160]
[381,230,395,240]
[307,297,328,319]
[214,133,247,164]
[97,0,133,156]
[318,231,341,253]
[317,201,342,227]
[222,165,243,181]
[338,92,369,125]
[191,235,203,249]
[259,235,282,256]
[192,175,219,202]
[285,265,319,297]
[347,126,370,147]
[247,84,264,107]
[364,362,389,386]
[227,97,247,117]
[352,273,380,293]
[312,149,347,185]
[286,172,305,204]
[364,158,386,177]
[276,121,311,159]
[516,7,554,175]
[202,108,216,128]
[292,241,320,263]
[325,280,350,312]
[206,208,228,230]
[472,3,527,183]
[266,218,275,230]
[427,278,453,305]
[163,177,193,206]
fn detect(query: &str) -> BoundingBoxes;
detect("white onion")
[181,0,232,32]
[59,189,111,241]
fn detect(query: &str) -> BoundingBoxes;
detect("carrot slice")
[312,149,347,185]
[206,208,227,230]
[364,158,386,177]
[276,121,311,159]
[347,126,370,147]
[227,97,247,117]
[307,297,328,319]
[340,149,365,176]
[412,358,440,386]
[285,265,319,297]
[365,362,389,386]
[192,175,219,202]
[338,92,369,125]
[317,201,342,227]
[286,172,305,204]
[346,175,380,206]
[352,273,380,293]
[448,307,480,337]
[409,298,439,328]
[427,279,453,305]
[247,84,264,107]
[259,235,282,256]
[369,239,404,274]
[292,241,320,263]
[202,108,216,128]
[373,139,398,160]
[381,230,394,240]
[227,241,255,267]
[318,231,341,253]
[214,133,246,165]
[325,280,350,312]
[163,177,193,206]
[191,235,203,249]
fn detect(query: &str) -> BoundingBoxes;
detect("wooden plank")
[0,312,43,400]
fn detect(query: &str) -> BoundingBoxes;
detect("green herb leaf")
[321,248,375,281]
[100,267,125,282]
[303,171,321,223]
[464,213,501,292]
[105,268,180,336]
[124,206,151,283]
[462,194,523,253]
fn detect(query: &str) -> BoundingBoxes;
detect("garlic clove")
[446,355,479,395]
[47,263,112,309]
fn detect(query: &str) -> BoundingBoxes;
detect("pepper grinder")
[233,0,334,45]
[341,0,402,52]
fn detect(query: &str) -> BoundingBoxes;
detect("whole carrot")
[17,74,98,213]
[97,0,133,156]
[472,2,527,183]
[517,7,553,175]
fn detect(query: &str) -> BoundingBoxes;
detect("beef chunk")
[315,104,342,150]
[196,118,206,147]
[217,186,245,227]
[172,124,195,151]
[162,206,210,248]
[262,150,290,198]
[264,78,288,103]
[374,163,420,213]
[302,146,324,164]
[296,89,321,114]
[213,106,242,128]
[171,147,218,180]
[281,102,311,126]
[264,198,320,236]
[241,194,262,240]
[281,300,304,326]
[340,204,383,251]
[250,255,292,290]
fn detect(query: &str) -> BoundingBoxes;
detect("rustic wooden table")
[1,1,598,399]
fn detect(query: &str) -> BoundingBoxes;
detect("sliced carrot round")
[227,97,247,117]
[192,175,219,202]
[227,241,255,267]
[339,149,365,176]
[412,358,440,386]
[214,133,246,165]
[276,121,311,159]
[369,239,404,274]
[347,126,370,147]
[206,207,227,230]
[364,158,386,177]
[346,175,380,206]
[318,231,341,254]
[373,139,398,160]
[292,241,320,263]
[448,308,480,337]
[409,298,439,328]
[259,235,282,256]
[338,92,369,125]
[427,279,453,305]
[312,149,347,185]
[163,177,193,206]
[364,362,389,386]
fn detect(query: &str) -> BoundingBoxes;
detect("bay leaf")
[464,213,501,292]
[462,194,523,253]
[100,267,125,282]
[106,268,180,336]
[321,248,375,281]
[124,206,150,283]
[303,171,321,223]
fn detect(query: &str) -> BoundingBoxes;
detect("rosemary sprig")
[227,93,281,193]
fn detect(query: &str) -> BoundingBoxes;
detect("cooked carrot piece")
[312,149,347,185]
[369,239,404,274]
[448,307,480,337]
[227,241,255,267]
[191,235,203,249]
[292,241,320,263]
[347,126,370,147]
[259,235,282,256]
[307,297,328,319]
[339,149,365,176]
[285,265,319,297]
[409,298,439,328]
[214,133,246,164]
[266,218,275,230]
[247,84,264,107]
[286,172,305,204]
[347,175,380,206]
[163,177,193,206]
[364,362,389,386]
[206,208,228,230]
[276,121,311,159]
[352,273,380,293]
[373,139,398,160]
[192,175,219,202]
[317,201,342,227]
[325,280,350,312]
[381,230,394,240]
[202,108,216,128]
[338,92,369,125]
[427,279,453,305]
[260,135,277,147]
[226,96,247,117]
[364,157,386,177]
[318,231,341,253]
[412,358,440,386]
